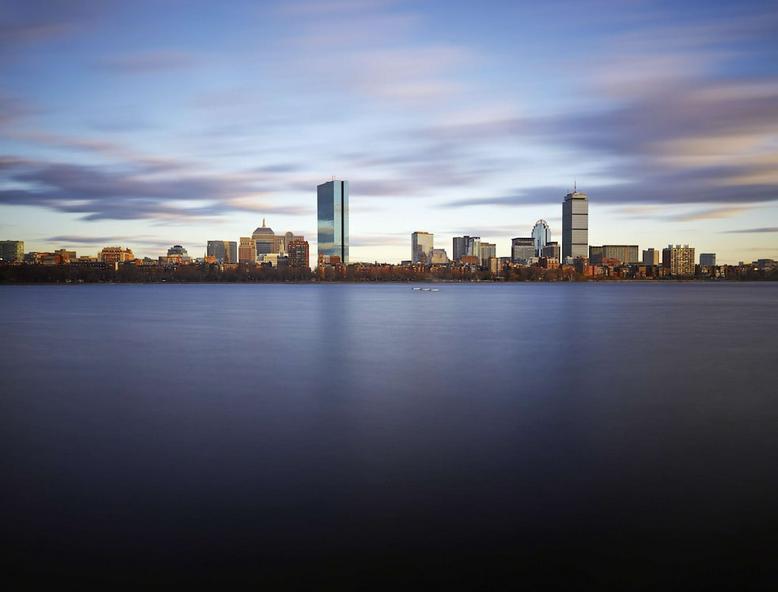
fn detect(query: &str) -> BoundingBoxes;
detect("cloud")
[0,0,109,50]
[46,235,123,244]
[0,157,304,221]
[667,206,753,222]
[723,227,778,234]
[442,186,570,208]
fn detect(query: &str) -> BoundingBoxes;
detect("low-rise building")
[699,253,716,267]
[99,246,135,264]
[430,248,449,265]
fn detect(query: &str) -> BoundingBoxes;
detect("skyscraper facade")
[590,244,639,264]
[542,242,561,261]
[287,239,310,268]
[479,242,496,267]
[531,220,551,256]
[511,237,535,263]
[562,190,588,260]
[238,237,256,263]
[642,248,660,265]
[452,236,480,261]
[317,180,349,263]
[411,231,434,264]
[662,245,695,276]
[207,240,238,263]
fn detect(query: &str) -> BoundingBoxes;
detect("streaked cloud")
[0,158,303,221]
[723,227,778,234]
[1,0,777,262]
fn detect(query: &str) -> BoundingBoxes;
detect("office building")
[606,245,639,263]
[430,249,449,264]
[54,249,76,262]
[590,245,639,264]
[643,248,660,266]
[0,240,24,262]
[562,189,588,260]
[479,242,496,267]
[511,237,535,263]
[317,180,349,264]
[238,237,256,263]
[288,239,310,268]
[452,236,480,261]
[411,231,434,264]
[700,253,716,267]
[252,218,284,255]
[542,241,560,261]
[662,244,695,276]
[283,232,304,253]
[207,240,238,263]
[531,220,551,256]
[99,246,134,264]
[166,245,190,261]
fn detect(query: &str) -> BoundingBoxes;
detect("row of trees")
[2,262,776,283]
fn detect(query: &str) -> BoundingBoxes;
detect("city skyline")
[1,1,777,264]
[1,181,769,268]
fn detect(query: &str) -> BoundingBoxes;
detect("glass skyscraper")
[411,231,434,263]
[531,220,551,256]
[207,240,238,263]
[317,180,349,263]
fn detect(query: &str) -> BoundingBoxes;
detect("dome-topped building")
[252,218,284,255]
[252,218,275,239]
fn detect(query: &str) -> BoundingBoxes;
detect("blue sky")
[1,0,777,263]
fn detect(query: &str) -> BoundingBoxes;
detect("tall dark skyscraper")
[317,180,349,263]
[562,189,588,260]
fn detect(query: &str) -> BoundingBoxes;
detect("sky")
[1,0,777,264]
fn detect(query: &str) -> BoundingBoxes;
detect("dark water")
[1,283,777,588]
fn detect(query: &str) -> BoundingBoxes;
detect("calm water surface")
[1,283,777,587]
